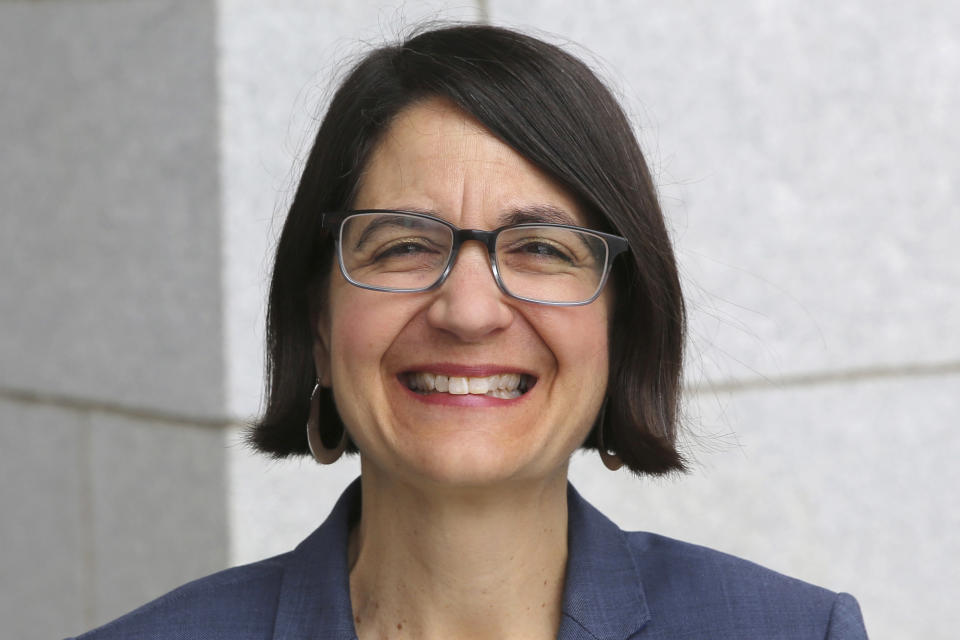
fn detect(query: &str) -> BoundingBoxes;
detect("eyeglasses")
[321,210,629,306]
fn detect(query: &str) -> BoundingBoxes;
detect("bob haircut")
[249,24,687,475]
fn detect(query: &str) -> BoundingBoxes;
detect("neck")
[348,463,570,640]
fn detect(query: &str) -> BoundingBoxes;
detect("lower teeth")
[486,389,522,399]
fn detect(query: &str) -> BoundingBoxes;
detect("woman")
[71,24,868,639]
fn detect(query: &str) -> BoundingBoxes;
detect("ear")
[311,309,332,388]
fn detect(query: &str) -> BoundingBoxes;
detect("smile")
[403,372,535,399]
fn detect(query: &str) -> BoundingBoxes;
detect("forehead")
[352,98,588,228]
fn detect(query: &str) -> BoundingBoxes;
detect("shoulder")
[624,532,867,639]
[66,553,290,640]
[564,485,868,638]
[626,530,833,602]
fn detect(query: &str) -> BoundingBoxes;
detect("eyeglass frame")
[320,209,630,307]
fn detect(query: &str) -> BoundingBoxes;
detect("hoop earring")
[306,380,346,464]
[596,398,623,471]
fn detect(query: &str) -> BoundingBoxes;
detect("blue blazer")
[70,480,868,639]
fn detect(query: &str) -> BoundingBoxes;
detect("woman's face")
[315,98,611,489]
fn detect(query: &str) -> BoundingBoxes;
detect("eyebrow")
[497,205,580,227]
[351,213,433,250]
[390,204,580,228]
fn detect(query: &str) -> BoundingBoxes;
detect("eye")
[511,240,575,263]
[370,238,444,260]
[373,240,435,260]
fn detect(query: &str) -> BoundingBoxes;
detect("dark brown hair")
[248,24,687,475]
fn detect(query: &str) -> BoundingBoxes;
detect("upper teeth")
[406,372,527,396]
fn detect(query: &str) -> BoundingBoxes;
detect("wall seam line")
[0,387,237,429]
[4,362,956,422]
[79,410,96,628]
[687,360,960,395]
[476,0,490,23]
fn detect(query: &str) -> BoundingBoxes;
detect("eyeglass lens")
[338,212,609,304]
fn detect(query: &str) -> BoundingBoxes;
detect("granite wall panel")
[0,0,223,418]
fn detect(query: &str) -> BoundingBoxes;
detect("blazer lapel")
[272,479,361,640]
[559,484,651,640]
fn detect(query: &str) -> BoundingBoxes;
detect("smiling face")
[315,98,611,490]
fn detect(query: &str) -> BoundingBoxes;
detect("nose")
[424,242,514,342]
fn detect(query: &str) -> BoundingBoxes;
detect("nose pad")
[424,242,513,341]
[444,242,499,289]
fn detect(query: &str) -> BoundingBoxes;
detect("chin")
[404,439,560,490]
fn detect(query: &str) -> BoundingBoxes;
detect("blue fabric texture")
[68,479,868,639]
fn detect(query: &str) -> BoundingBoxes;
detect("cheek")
[325,275,431,391]
[328,290,393,375]
[577,325,610,388]
[530,302,611,382]
[325,284,413,445]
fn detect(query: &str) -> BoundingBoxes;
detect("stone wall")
[2,2,956,638]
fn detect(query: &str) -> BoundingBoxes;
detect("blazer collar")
[559,484,651,640]
[272,479,360,640]
[271,479,650,640]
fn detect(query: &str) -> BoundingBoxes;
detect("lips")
[401,371,536,399]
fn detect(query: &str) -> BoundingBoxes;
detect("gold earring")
[306,380,346,464]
